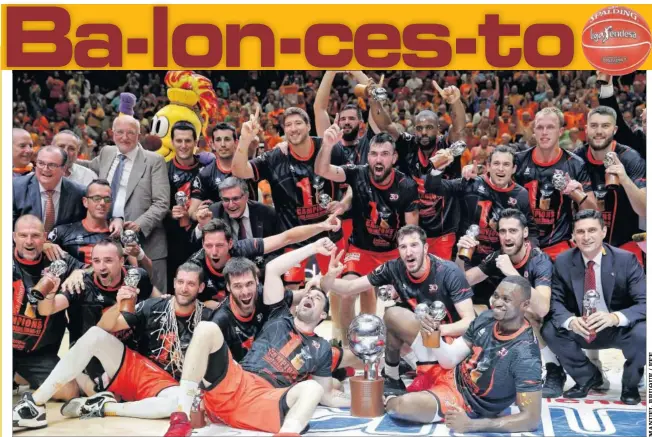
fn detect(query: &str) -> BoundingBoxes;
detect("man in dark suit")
[541,209,645,405]
[13,146,86,233]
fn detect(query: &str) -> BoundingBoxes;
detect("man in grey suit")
[78,115,170,292]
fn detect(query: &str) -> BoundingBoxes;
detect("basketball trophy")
[583,289,599,343]
[347,314,386,417]
[120,268,141,313]
[121,229,139,246]
[354,74,388,102]
[552,171,585,204]
[377,285,394,301]
[604,152,620,189]
[30,259,68,300]
[429,140,467,170]
[175,191,190,228]
[415,301,447,348]
[539,184,554,211]
[457,225,480,262]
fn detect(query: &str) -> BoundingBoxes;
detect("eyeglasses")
[35,160,63,170]
[221,194,244,204]
[114,129,138,137]
[86,195,112,203]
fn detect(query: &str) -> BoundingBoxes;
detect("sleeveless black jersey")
[574,143,646,247]
[191,159,258,203]
[48,220,110,265]
[478,244,552,289]
[240,304,332,388]
[367,254,473,322]
[208,288,294,363]
[426,174,538,266]
[187,238,265,303]
[12,252,84,353]
[125,297,213,380]
[396,133,461,238]
[514,148,592,248]
[343,165,419,251]
[249,138,345,247]
[457,311,542,418]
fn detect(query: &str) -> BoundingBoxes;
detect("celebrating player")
[384,276,542,434]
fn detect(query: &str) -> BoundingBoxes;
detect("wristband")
[137,248,146,261]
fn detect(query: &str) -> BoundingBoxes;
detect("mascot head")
[147,71,217,161]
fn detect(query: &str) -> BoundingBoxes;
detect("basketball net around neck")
[151,298,204,377]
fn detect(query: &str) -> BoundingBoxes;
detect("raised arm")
[314,71,337,136]
[314,118,346,183]
[262,214,341,254]
[35,276,70,316]
[231,108,260,180]
[434,82,465,144]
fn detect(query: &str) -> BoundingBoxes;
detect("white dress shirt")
[68,163,98,187]
[107,146,139,218]
[231,205,252,239]
[563,251,629,330]
[39,178,63,224]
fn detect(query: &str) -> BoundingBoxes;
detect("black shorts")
[14,347,59,389]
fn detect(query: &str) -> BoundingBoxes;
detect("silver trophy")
[430,140,467,169]
[175,191,188,207]
[124,268,142,288]
[458,224,480,262]
[377,285,394,301]
[415,301,447,348]
[31,259,68,300]
[552,171,568,192]
[369,86,388,102]
[430,301,447,322]
[121,229,138,246]
[604,152,620,188]
[414,303,431,320]
[583,289,599,342]
[319,193,332,209]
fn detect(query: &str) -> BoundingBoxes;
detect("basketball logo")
[582,6,651,75]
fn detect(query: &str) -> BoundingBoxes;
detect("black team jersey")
[125,297,213,380]
[478,244,552,289]
[12,252,84,353]
[456,311,542,418]
[514,148,592,248]
[343,165,419,251]
[48,220,111,265]
[187,239,265,303]
[249,138,345,247]
[166,157,205,237]
[426,174,538,266]
[367,254,473,322]
[191,159,258,203]
[574,143,646,247]
[208,288,294,362]
[338,127,374,167]
[396,133,461,238]
[240,304,332,388]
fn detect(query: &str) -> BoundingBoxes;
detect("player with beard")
[188,123,257,221]
[188,214,340,308]
[12,215,86,403]
[574,106,646,264]
[513,107,597,261]
[371,82,466,260]
[315,127,420,344]
[382,276,542,433]
[427,146,539,270]
[232,107,348,287]
[164,239,350,437]
[321,225,475,394]
[13,264,211,431]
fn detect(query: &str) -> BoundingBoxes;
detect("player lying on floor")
[164,238,350,437]
[384,276,543,434]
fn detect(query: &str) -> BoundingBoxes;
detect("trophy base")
[120,298,136,313]
[457,247,475,263]
[350,376,385,418]
[605,174,620,190]
[422,330,440,348]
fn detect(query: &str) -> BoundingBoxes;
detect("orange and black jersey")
[124,297,213,380]
[425,174,538,266]
[343,165,419,252]
[48,219,110,265]
[240,304,332,388]
[395,133,461,238]
[478,244,552,289]
[208,288,294,363]
[514,148,592,248]
[338,127,374,167]
[167,157,206,230]
[191,159,258,203]
[574,143,646,247]
[249,137,345,247]
[187,239,265,303]
[367,254,473,322]
[457,311,542,418]
[12,252,84,353]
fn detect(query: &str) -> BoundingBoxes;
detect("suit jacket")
[79,145,170,260]
[209,200,280,239]
[549,244,646,330]
[13,174,86,228]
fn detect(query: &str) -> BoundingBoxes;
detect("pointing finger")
[433,80,444,94]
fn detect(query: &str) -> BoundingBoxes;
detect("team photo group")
[11,69,647,436]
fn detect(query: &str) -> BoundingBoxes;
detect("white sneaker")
[60,391,116,419]
[13,392,46,431]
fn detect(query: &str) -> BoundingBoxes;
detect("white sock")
[541,347,559,366]
[279,418,303,433]
[384,362,399,380]
[178,380,199,415]
[104,396,177,419]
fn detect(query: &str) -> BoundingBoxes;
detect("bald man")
[52,130,97,186]
[76,115,170,292]
[13,128,34,177]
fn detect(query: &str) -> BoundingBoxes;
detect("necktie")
[110,154,127,215]
[237,217,248,240]
[584,260,596,292]
[43,190,55,233]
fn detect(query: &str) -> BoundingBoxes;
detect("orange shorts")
[620,241,644,266]
[542,240,573,261]
[106,348,178,402]
[203,351,290,433]
[419,364,466,415]
[283,237,347,284]
[427,233,456,260]
[343,245,398,277]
